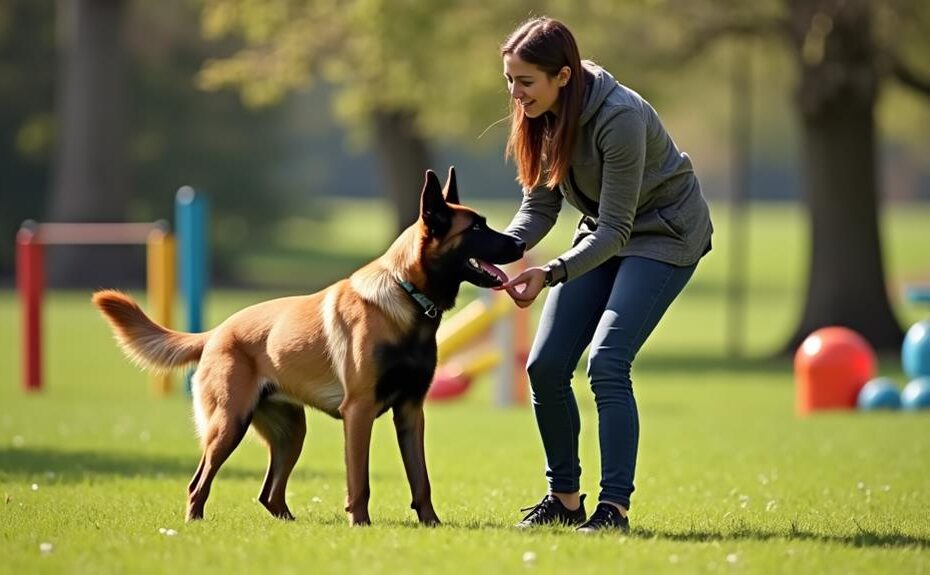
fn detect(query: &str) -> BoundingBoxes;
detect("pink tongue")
[477,260,508,283]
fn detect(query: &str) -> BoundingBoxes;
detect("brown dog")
[93,168,524,526]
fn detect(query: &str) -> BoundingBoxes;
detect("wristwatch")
[544,266,555,287]
[543,260,566,287]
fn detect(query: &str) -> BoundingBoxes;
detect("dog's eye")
[471,223,483,231]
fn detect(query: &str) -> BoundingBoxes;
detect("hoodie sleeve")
[504,185,563,251]
[552,107,645,281]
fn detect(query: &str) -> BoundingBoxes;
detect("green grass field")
[2,201,929,574]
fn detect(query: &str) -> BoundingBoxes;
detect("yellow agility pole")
[436,294,512,362]
[147,225,176,395]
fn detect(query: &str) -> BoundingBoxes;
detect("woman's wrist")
[543,259,567,286]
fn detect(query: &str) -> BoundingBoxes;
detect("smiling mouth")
[467,258,508,286]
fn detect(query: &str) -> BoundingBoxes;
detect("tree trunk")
[372,108,433,234]
[47,0,133,286]
[784,0,903,352]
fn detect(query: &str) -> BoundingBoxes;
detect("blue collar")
[398,280,438,318]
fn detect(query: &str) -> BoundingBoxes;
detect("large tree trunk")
[47,0,133,286]
[372,108,433,234]
[784,0,903,352]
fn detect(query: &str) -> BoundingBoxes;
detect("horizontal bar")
[24,222,168,245]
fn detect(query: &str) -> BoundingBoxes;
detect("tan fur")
[92,290,209,372]
[88,168,514,526]
[92,202,444,526]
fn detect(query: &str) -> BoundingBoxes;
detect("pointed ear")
[442,166,460,204]
[420,170,450,236]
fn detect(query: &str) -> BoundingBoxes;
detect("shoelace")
[519,496,555,522]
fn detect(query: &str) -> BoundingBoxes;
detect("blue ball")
[902,320,930,379]
[901,377,930,411]
[857,377,901,410]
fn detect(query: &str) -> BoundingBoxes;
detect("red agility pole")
[16,223,44,392]
[15,220,172,393]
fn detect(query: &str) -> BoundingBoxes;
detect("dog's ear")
[442,166,460,205]
[420,170,451,237]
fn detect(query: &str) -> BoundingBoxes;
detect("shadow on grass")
[0,447,345,483]
[635,523,930,549]
[377,519,930,550]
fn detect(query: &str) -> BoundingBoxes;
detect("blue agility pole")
[176,186,208,394]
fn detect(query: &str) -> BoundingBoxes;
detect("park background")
[2,1,929,573]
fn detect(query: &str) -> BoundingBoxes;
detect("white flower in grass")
[856,481,866,490]
[766,500,777,512]
[522,551,537,564]
[726,553,739,564]
[39,542,53,554]
[881,485,891,492]
[311,497,322,503]
[668,554,679,564]
[158,528,178,536]
[12,435,25,448]
[31,483,39,491]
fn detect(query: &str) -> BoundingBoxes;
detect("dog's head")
[419,167,525,290]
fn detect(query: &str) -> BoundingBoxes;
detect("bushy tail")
[92,290,208,372]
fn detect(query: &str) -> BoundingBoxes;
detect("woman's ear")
[558,66,571,87]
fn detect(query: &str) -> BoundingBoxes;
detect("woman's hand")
[499,267,547,308]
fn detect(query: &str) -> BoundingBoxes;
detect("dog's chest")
[373,331,437,413]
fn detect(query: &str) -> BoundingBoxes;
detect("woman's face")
[503,53,569,118]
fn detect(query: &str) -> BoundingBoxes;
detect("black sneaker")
[576,502,630,533]
[516,494,587,528]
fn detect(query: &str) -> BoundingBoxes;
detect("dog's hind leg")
[251,397,306,520]
[186,352,260,522]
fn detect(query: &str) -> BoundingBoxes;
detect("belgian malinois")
[93,167,525,526]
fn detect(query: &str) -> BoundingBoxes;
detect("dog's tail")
[92,289,208,372]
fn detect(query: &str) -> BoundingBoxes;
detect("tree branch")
[890,54,930,99]
[666,16,791,64]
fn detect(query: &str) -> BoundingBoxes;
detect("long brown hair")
[502,17,585,190]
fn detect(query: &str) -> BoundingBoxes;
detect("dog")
[92,167,525,526]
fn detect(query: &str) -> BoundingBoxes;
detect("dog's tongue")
[477,260,508,284]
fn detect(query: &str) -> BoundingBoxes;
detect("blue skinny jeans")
[526,255,697,509]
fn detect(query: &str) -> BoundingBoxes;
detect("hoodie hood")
[579,61,618,126]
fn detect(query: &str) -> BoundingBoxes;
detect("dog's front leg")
[340,399,377,526]
[393,401,440,525]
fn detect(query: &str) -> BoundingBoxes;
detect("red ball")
[794,327,876,415]
[427,365,472,401]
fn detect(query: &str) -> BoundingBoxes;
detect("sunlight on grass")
[1,202,929,574]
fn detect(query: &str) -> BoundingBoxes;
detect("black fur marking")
[373,326,438,414]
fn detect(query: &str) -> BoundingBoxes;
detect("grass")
[1,200,929,574]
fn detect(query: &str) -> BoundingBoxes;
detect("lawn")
[1,201,929,574]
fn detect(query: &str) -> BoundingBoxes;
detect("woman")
[497,17,713,532]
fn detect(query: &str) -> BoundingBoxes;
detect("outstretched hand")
[496,267,547,308]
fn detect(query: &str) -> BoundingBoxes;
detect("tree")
[653,0,930,351]
[198,0,439,231]
[197,0,930,351]
[0,0,56,279]
[47,0,131,285]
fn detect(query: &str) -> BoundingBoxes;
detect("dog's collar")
[397,280,439,318]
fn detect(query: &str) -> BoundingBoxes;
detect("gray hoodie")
[505,62,713,281]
